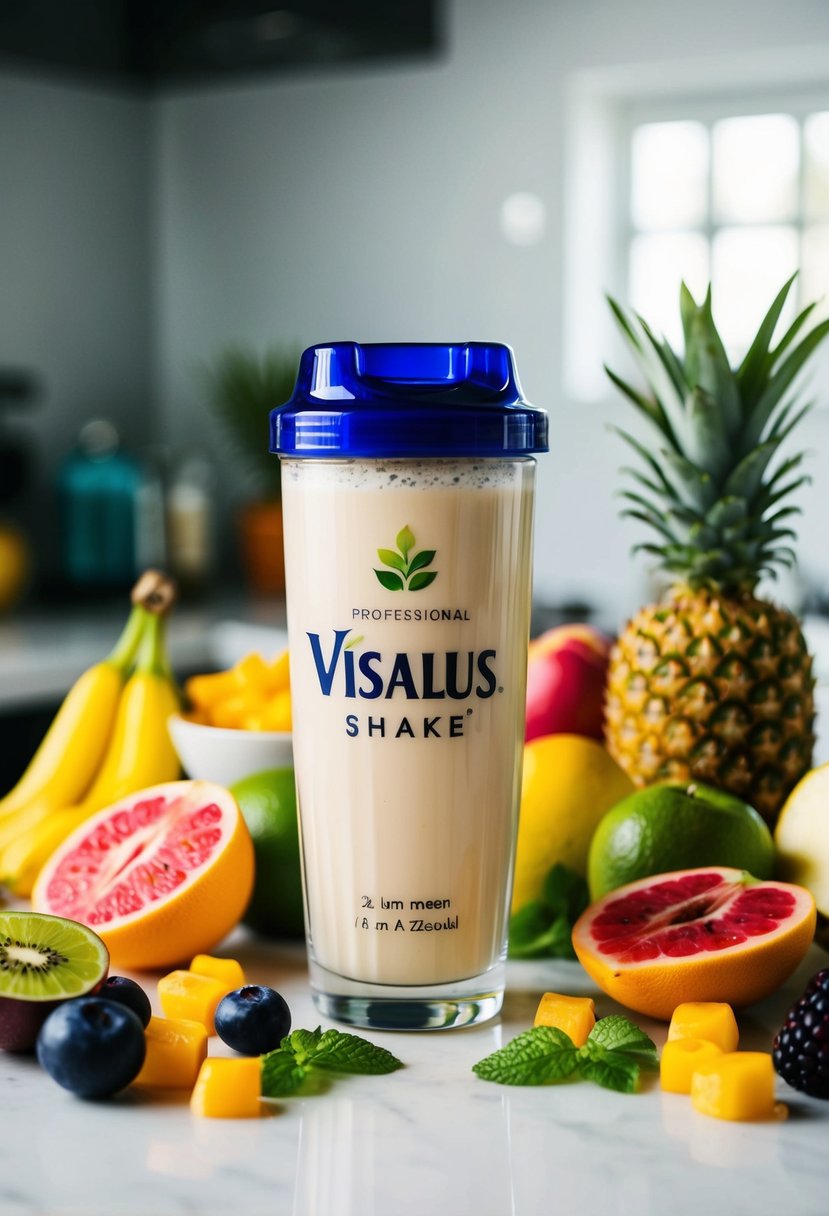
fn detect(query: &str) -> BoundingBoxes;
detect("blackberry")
[773,969,829,1099]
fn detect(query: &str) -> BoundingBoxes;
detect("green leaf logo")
[374,526,437,592]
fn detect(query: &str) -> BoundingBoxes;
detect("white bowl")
[168,714,293,787]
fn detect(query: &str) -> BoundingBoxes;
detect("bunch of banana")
[0,570,182,896]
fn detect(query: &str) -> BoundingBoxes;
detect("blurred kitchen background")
[3,0,829,763]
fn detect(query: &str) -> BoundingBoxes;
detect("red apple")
[525,624,612,743]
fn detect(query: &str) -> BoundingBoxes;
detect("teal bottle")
[59,421,141,589]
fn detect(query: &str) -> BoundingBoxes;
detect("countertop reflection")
[2,935,827,1216]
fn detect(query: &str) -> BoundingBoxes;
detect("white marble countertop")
[2,932,827,1216]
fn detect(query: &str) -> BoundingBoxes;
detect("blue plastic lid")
[270,341,548,458]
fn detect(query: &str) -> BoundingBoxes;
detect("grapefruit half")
[572,866,815,1021]
[32,781,254,971]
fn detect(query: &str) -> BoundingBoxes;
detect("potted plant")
[204,345,298,596]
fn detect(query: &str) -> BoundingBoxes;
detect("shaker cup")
[270,341,548,1029]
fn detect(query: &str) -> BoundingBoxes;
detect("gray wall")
[0,71,152,574]
[152,0,829,625]
[4,1,829,619]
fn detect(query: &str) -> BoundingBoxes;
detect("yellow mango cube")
[261,690,292,733]
[533,993,596,1047]
[691,1052,776,1121]
[158,970,228,1032]
[660,1038,723,1094]
[134,1016,207,1089]
[266,650,291,693]
[668,1002,739,1053]
[185,669,238,709]
[189,955,246,990]
[190,1057,262,1119]
[233,652,269,690]
[209,695,253,729]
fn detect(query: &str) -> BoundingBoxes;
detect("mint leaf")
[473,1026,579,1086]
[542,863,589,921]
[287,1027,323,1065]
[587,1016,658,1065]
[261,1049,306,1097]
[577,1049,641,1094]
[508,863,588,960]
[507,902,574,960]
[312,1029,403,1075]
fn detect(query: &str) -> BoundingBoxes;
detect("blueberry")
[101,976,152,1028]
[36,998,146,1099]
[214,986,292,1055]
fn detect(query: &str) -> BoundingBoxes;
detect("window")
[624,105,829,357]
[563,54,829,401]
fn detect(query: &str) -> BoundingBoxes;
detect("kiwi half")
[0,910,109,1051]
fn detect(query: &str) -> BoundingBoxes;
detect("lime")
[230,768,304,940]
[511,734,634,913]
[587,781,775,900]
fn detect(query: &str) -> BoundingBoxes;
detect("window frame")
[562,53,829,404]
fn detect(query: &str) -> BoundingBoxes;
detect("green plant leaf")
[472,1026,579,1086]
[374,569,404,591]
[312,1030,404,1075]
[586,1016,658,1063]
[287,1027,323,1060]
[408,570,437,592]
[396,525,415,558]
[261,1049,306,1097]
[377,548,407,572]
[407,548,436,574]
[577,1050,641,1094]
[542,863,589,921]
[508,905,574,959]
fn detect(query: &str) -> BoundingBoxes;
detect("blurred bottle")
[166,451,213,597]
[59,420,164,592]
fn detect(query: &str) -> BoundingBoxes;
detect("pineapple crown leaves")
[606,275,829,593]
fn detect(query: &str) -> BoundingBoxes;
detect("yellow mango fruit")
[691,1052,776,1121]
[209,695,253,729]
[189,954,246,990]
[185,670,238,709]
[533,993,596,1046]
[261,690,292,733]
[134,1016,207,1089]
[660,1038,723,1094]
[190,1057,262,1118]
[158,970,228,1032]
[668,1002,739,1053]
[233,652,270,691]
[266,650,291,693]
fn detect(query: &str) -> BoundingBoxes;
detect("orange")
[32,780,254,970]
[511,734,633,913]
[572,866,815,1021]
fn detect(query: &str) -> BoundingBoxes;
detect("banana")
[2,608,182,896]
[0,603,147,822]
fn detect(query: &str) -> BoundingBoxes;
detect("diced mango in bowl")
[184,650,291,731]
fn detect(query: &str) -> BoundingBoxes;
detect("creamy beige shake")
[282,459,534,987]
[271,341,547,1028]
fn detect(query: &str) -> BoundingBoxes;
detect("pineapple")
[605,277,829,824]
